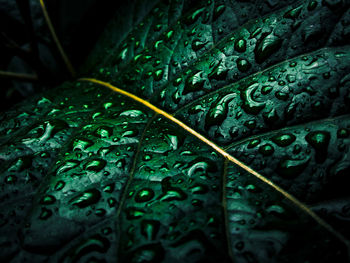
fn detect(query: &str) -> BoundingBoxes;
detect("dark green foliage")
[1,0,350,262]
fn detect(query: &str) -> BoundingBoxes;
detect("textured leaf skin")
[1,0,350,262]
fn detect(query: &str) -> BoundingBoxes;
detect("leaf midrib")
[80,77,350,252]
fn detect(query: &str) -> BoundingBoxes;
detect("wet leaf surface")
[1,0,350,262]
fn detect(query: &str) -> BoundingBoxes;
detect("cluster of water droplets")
[115,117,229,262]
[223,115,350,262]
[176,47,350,146]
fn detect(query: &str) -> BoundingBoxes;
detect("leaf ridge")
[114,114,157,254]
[222,114,350,152]
[222,159,234,262]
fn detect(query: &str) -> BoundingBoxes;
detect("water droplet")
[208,61,228,80]
[236,58,251,72]
[308,1,318,11]
[55,180,65,191]
[173,77,182,86]
[141,220,160,240]
[283,5,302,19]
[247,139,261,149]
[190,184,209,194]
[191,199,203,207]
[92,112,102,120]
[64,235,110,262]
[277,157,310,178]
[254,33,282,63]
[261,86,273,95]
[285,101,297,120]
[262,108,278,124]
[205,93,236,128]
[192,39,207,51]
[159,189,187,201]
[135,188,155,203]
[241,83,266,114]
[134,54,142,62]
[56,160,80,175]
[127,243,164,262]
[250,27,262,39]
[118,47,128,62]
[305,131,330,163]
[259,144,274,156]
[272,134,296,147]
[72,138,93,151]
[40,195,56,205]
[5,175,16,184]
[166,30,174,40]
[244,120,256,129]
[266,205,285,215]
[119,110,144,118]
[183,71,205,94]
[186,7,206,24]
[95,208,106,217]
[153,24,162,31]
[286,74,296,83]
[187,158,218,177]
[103,102,113,109]
[142,154,152,161]
[103,184,114,193]
[69,189,101,208]
[95,126,113,138]
[337,128,349,138]
[213,5,226,20]
[153,40,163,51]
[275,91,289,101]
[107,198,117,207]
[126,207,145,219]
[153,69,163,81]
[234,39,247,53]
[85,159,106,172]
[141,55,152,63]
[39,208,52,220]
[122,128,139,138]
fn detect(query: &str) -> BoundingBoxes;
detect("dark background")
[0,0,133,112]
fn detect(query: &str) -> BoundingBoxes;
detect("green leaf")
[1,0,350,262]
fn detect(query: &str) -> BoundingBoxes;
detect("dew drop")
[153,69,164,81]
[135,188,155,203]
[141,220,160,240]
[85,159,106,172]
[192,39,207,52]
[254,33,282,63]
[305,131,330,163]
[258,144,274,156]
[183,71,205,94]
[234,39,247,53]
[241,83,266,114]
[69,189,101,208]
[39,208,52,220]
[205,93,236,128]
[272,133,296,147]
[236,58,251,72]
[337,128,349,138]
[277,157,310,178]
[247,139,261,149]
[40,195,56,205]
